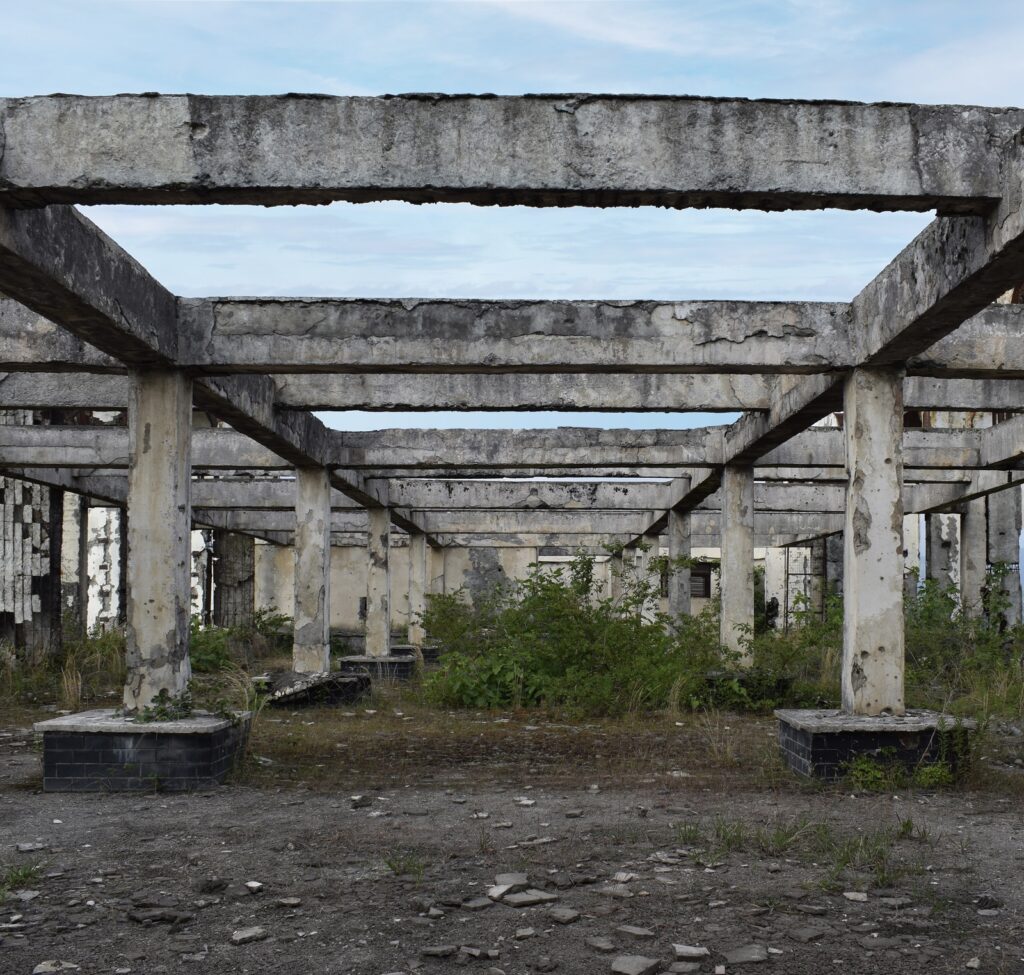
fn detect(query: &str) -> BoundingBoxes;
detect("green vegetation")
[0,862,42,904]
[422,549,726,716]
[420,551,1024,727]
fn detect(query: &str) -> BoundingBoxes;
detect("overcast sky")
[2,0,1019,430]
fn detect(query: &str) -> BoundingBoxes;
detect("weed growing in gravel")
[383,850,428,881]
[0,862,41,904]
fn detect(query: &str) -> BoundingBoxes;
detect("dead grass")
[235,686,780,793]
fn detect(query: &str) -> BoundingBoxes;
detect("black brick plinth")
[775,708,975,781]
[35,709,250,792]
[338,653,419,681]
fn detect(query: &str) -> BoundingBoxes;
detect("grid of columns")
[2,93,1024,718]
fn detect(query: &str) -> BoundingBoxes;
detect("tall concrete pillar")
[720,465,754,660]
[123,371,193,712]
[293,467,331,674]
[609,549,624,601]
[366,507,391,657]
[987,485,1023,627]
[640,532,660,620]
[926,513,959,591]
[841,367,905,716]
[825,533,844,595]
[407,531,428,647]
[60,493,89,638]
[667,509,691,617]
[213,531,255,629]
[960,497,987,615]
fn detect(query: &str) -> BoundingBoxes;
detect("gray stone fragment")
[421,945,458,958]
[549,907,580,924]
[723,944,768,965]
[611,957,662,975]
[790,926,829,943]
[463,896,494,911]
[229,927,267,945]
[587,936,616,953]
[618,925,655,939]
[495,872,529,889]
[503,889,559,907]
[672,945,710,960]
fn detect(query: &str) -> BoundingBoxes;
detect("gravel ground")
[1,714,1023,975]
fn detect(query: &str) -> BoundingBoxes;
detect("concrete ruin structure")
[2,92,1022,785]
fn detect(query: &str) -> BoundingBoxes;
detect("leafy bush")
[422,550,728,717]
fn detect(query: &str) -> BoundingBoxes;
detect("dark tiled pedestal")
[337,653,420,681]
[35,709,250,792]
[775,708,976,781]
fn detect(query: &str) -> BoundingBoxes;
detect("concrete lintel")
[2,95,1017,210]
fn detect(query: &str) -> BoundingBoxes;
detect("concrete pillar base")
[34,709,249,792]
[775,708,975,781]
[338,652,419,681]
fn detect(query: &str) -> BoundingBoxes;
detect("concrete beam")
[180,298,847,374]
[3,95,1019,210]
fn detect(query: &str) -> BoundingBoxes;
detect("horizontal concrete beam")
[180,298,847,374]
[276,372,773,411]
[333,426,721,469]
[3,95,1019,210]
[380,478,673,510]
[9,369,1024,414]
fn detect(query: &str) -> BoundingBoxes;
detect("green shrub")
[422,550,729,717]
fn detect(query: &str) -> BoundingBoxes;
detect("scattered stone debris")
[723,944,769,965]
[672,945,710,960]
[32,965,80,974]
[611,956,662,975]
[229,926,267,945]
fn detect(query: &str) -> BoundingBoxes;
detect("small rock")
[17,843,45,853]
[230,927,267,945]
[672,945,710,960]
[495,872,529,890]
[588,936,616,953]
[598,884,635,900]
[611,957,662,975]
[421,944,458,958]
[668,965,701,974]
[789,926,829,943]
[549,907,580,924]
[723,944,768,965]
[966,959,981,970]
[534,958,558,972]
[504,889,559,907]
[244,881,263,894]
[565,810,584,819]
[617,925,655,939]
[463,897,494,912]
[427,906,444,918]
[843,891,868,903]
[350,795,373,809]
[276,897,302,908]
[32,965,80,975]
[515,927,535,939]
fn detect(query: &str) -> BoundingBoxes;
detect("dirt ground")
[1,703,1023,975]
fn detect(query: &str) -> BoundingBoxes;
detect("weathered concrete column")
[609,549,624,601]
[987,485,1023,627]
[60,493,89,638]
[366,507,391,657]
[293,467,331,674]
[926,513,959,591]
[720,465,754,660]
[825,533,844,595]
[959,498,988,615]
[842,367,905,716]
[407,531,428,647]
[123,370,192,712]
[213,531,255,629]
[667,509,691,617]
[640,532,660,620]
